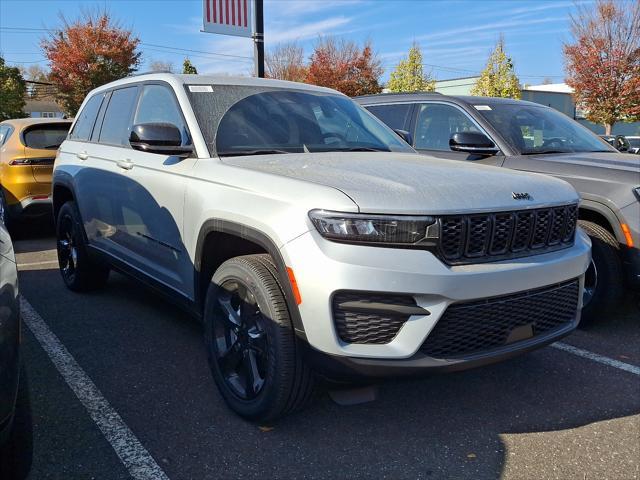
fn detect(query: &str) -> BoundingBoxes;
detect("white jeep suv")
[53,73,590,421]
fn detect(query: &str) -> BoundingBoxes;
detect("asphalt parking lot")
[10,220,640,480]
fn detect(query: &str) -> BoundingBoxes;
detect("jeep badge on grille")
[512,192,532,200]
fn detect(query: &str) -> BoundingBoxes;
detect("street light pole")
[253,0,264,77]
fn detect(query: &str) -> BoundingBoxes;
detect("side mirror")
[449,132,499,156]
[393,129,413,145]
[129,123,193,157]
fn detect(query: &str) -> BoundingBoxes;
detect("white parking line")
[552,341,640,376]
[20,297,170,480]
[17,260,59,268]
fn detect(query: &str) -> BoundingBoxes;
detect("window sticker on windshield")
[474,105,492,111]
[188,85,213,93]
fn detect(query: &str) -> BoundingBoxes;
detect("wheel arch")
[195,220,307,340]
[52,174,76,221]
[578,201,625,245]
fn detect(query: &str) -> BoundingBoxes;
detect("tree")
[19,65,53,99]
[564,0,640,134]
[471,36,521,99]
[387,43,435,92]
[265,42,307,82]
[182,58,198,74]
[149,60,175,73]
[306,37,383,96]
[41,12,141,115]
[0,56,27,121]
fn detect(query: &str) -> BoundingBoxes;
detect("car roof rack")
[127,70,174,77]
[356,91,442,98]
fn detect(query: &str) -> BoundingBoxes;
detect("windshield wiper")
[218,149,292,157]
[333,147,391,152]
[522,150,568,155]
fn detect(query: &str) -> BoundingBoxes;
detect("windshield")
[475,103,616,155]
[187,85,413,156]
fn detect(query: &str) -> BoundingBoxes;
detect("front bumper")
[303,319,577,380]
[282,228,591,365]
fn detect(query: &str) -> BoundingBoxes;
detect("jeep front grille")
[438,204,578,264]
[420,279,579,358]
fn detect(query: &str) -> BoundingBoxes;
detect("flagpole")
[253,0,265,77]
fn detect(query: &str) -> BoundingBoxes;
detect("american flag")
[205,0,249,28]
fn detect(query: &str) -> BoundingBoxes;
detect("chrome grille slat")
[438,204,578,265]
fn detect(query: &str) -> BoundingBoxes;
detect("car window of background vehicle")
[366,104,413,131]
[415,103,481,151]
[476,104,614,155]
[23,125,70,150]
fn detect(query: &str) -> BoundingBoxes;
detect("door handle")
[117,159,134,170]
[76,151,88,160]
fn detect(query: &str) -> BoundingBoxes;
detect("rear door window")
[98,86,139,146]
[69,93,104,141]
[366,104,413,132]
[23,124,71,150]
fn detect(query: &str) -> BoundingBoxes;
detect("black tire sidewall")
[204,259,294,421]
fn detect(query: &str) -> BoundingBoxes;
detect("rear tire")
[56,201,109,291]
[578,220,624,325]
[204,254,315,422]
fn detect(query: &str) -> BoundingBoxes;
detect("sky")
[0,0,596,85]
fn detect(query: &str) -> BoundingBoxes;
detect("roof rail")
[127,70,174,77]
[356,91,442,98]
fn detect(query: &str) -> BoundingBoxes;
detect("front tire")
[204,254,315,422]
[579,220,624,325]
[56,201,109,291]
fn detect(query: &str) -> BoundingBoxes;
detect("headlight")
[308,209,437,246]
[634,187,640,202]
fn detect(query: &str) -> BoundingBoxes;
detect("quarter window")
[99,86,139,146]
[414,103,481,151]
[366,104,412,131]
[134,85,189,145]
[0,125,12,145]
[69,93,104,141]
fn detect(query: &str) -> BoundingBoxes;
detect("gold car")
[0,118,71,225]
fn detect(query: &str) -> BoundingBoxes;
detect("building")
[24,99,65,119]
[433,77,640,136]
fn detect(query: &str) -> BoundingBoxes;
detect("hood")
[507,152,640,185]
[223,152,579,214]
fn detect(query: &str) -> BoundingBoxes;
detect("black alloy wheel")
[213,279,269,400]
[57,212,79,285]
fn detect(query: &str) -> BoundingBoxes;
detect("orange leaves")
[41,12,142,115]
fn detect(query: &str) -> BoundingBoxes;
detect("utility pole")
[253,0,264,77]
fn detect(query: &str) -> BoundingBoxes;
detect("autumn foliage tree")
[387,43,435,92]
[41,12,141,115]
[265,42,308,82]
[306,37,383,97]
[564,0,640,134]
[471,36,521,99]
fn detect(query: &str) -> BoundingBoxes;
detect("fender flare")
[194,219,307,339]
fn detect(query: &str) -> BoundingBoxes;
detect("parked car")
[0,221,31,479]
[625,136,640,154]
[357,93,639,323]
[0,118,72,227]
[53,74,590,421]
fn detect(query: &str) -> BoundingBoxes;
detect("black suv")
[357,93,640,323]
